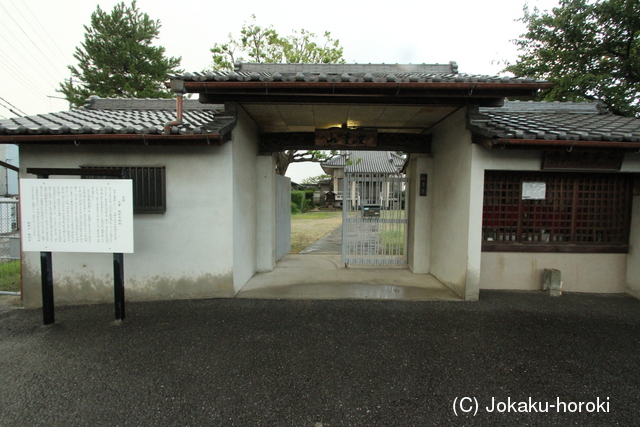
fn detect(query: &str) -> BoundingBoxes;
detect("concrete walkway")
[239,254,459,301]
[299,224,343,254]
[2,291,640,425]
[240,225,460,301]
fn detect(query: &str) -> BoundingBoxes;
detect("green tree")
[210,15,344,70]
[505,0,640,117]
[211,16,345,175]
[300,174,332,185]
[59,1,182,108]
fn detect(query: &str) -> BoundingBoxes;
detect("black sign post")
[113,253,125,321]
[27,168,129,325]
[35,173,55,324]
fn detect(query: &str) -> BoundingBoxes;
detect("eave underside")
[191,82,550,106]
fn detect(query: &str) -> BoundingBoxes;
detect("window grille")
[482,171,633,253]
[82,166,166,214]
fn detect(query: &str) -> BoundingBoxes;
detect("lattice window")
[82,166,166,214]
[482,171,633,252]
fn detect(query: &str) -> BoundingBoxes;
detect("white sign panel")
[21,179,134,253]
[522,181,547,200]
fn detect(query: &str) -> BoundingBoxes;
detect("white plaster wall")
[627,196,640,298]
[475,147,542,171]
[19,144,235,308]
[407,155,432,273]
[481,252,628,292]
[623,155,640,298]
[232,106,259,292]
[429,107,481,300]
[256,156,277,271]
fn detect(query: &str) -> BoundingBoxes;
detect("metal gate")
[342,173,408,266]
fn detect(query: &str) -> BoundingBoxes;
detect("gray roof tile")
[236,62,460,74]
[169,63,546,85]
[468,101,640,143]
[0,97,226,137]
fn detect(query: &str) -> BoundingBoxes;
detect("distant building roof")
[468,101,640,145]
[323,151,404,174]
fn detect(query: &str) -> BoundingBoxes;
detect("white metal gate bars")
[342,173,408,266]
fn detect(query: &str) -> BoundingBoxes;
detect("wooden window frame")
[482,171,633,254]
[82,166,166,214]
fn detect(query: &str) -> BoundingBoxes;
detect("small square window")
[82,166,166,214]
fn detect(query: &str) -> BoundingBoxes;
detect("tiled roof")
[168,62,545,85]
[0,97,226,136]
[323,151,404,174]
[468,101,640,143]
[237,62,460,74]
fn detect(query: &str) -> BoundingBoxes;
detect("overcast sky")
[0,0,560,182]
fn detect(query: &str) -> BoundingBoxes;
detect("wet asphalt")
[1,291,640,426]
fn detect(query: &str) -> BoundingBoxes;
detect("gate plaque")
[315,129,377,148]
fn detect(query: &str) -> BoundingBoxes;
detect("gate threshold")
[238,254,461,301]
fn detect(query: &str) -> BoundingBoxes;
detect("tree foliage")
[505,0,640,117]
[59,1,181,108]
[210,15,345,70]
[300,174,332,185]
[211,16,345,175]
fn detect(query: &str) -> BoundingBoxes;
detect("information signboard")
[522,182,546,200]
[21,179,134,253]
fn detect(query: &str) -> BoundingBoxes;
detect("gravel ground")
[1,290,639,426]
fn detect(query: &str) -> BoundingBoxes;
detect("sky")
[0,0,560,183]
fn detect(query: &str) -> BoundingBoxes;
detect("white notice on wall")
[21,179,134,253]
[522,181,546,200]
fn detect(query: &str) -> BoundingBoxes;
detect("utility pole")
[68,77,73,110]
[49,75,74,110]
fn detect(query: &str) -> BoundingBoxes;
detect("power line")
[0,45,56,102]
[12,0,73,68]
[0,35,61,86]
[0,96,27,116]
[0,3,68,81]
[0,100,24,118]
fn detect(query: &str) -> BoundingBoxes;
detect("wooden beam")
[259,132,431,153]
[471,134,494,149]
[26,168,125,177]
[494,138,640,151]
[542,151,625,171]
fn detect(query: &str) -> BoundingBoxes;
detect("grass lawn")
[291,210,342,253]
[0,260,20,293]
